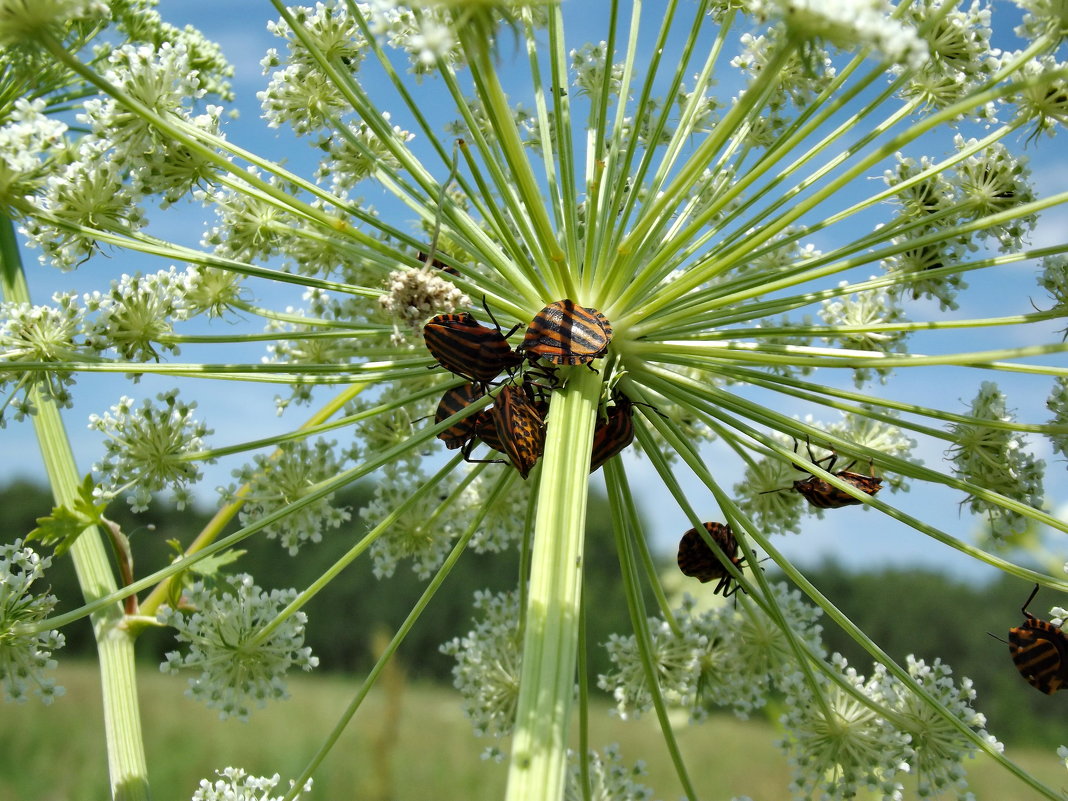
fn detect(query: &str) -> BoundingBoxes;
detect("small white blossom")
[878,656,998,799]
[317,113,415,192]
[89,390,213,513]
[571,42,624,100]
[190,767,311,801]
[564,745,654,801]
[599,608,707,719]
[0,98,68,208]
[820,283,908,386]
[159,574,318,721]
[1046,375,1068,459]
[378,265,469,341]
[22,139,147,271]
[751,0,927,69]
[83,268,191,361]
[225,438,352,555]
[952,136,1036,252]
[0,541,65,704]
[947,382,1045,538]
[440,589,523,739]
[1038,254,1068,311]
[779,653,910,801]
[363,461,459,578]
[0,0,108,45]
[0,292,91,421]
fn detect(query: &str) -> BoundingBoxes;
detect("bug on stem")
[1008,584,1068,695]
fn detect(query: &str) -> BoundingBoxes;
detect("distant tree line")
[2,479,1061,748]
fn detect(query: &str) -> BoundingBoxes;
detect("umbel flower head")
[2,0,1068,800]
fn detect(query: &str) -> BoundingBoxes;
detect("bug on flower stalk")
[676,522,746,596]
[1008,584,1068,695]
[434,382,483,450]
[763,439,883,509]
[418,250,459,275]
[461,384,545,478]
[520,299,613,366]
[489,383,546,479]
[422,300,523,385]
[589,393,635,473]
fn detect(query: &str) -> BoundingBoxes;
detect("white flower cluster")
[260,3,367,135]
[439,589,523,739]
[378,265,470,341]
[946,381,1046,538]
[159,574,318,721]
[820,282,908,387]
[1046,375,1068,459]
[363,461,461,578]
[0,0,108,45]
[0,98,67,209]
[570,41,624,100]
[599,585,824,721]
[89,390,213,513]
[225,438,353,556]
[82,267,191,361]
[190,767,311,801]
[0,292,89,422]
[751,0,928,70]
[317,113,415,194]
[894,0,997,110]
[79,42,223,204]
[780,654,997,801]
[0,540,65,704]
[563,745,653,801]
[600,583,992,801]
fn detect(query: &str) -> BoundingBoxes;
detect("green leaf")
[26,475,109,556]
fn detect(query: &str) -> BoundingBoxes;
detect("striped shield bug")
[434,382,483,450]
[520,299,613,366]
[1008,584,1068,694]
[489,383,545,479]
[418,250,458,275]
[589,393,634,473]
[676,522,746,596]
[422,300,523,385]
[763,439,882,509]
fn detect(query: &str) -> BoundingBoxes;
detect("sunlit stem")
[504,366,601,801]
[0,217,149,801]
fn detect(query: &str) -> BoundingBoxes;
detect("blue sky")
[4,1,1067,581]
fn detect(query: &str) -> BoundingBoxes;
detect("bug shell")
[520,299,613,366]
[589,394,635,473]
[792,470,883,509]
[1009,586,1068,694]
[423,312,522,384]
[490,384,546,479]
[677,522,745,596]
[434,382,484,450]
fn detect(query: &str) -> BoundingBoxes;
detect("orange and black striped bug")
[434,382,484,450]
[418,250,459,276]
[676,522,746,596]
[1008,584,1068,695]
[589,393,635,473]
[489,383,545,479]
[763,439,882,509]
[520,299,613,366]
[422,300,523,386]
[461,384,545,479]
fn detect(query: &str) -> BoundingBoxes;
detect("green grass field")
[1,662,1063,801]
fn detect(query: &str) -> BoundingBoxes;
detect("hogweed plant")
[2,0,1068,799]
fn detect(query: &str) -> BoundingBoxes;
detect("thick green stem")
[1,218,149,801]
[504,366,601,801]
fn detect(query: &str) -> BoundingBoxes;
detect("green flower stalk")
[2,0,1068,799]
